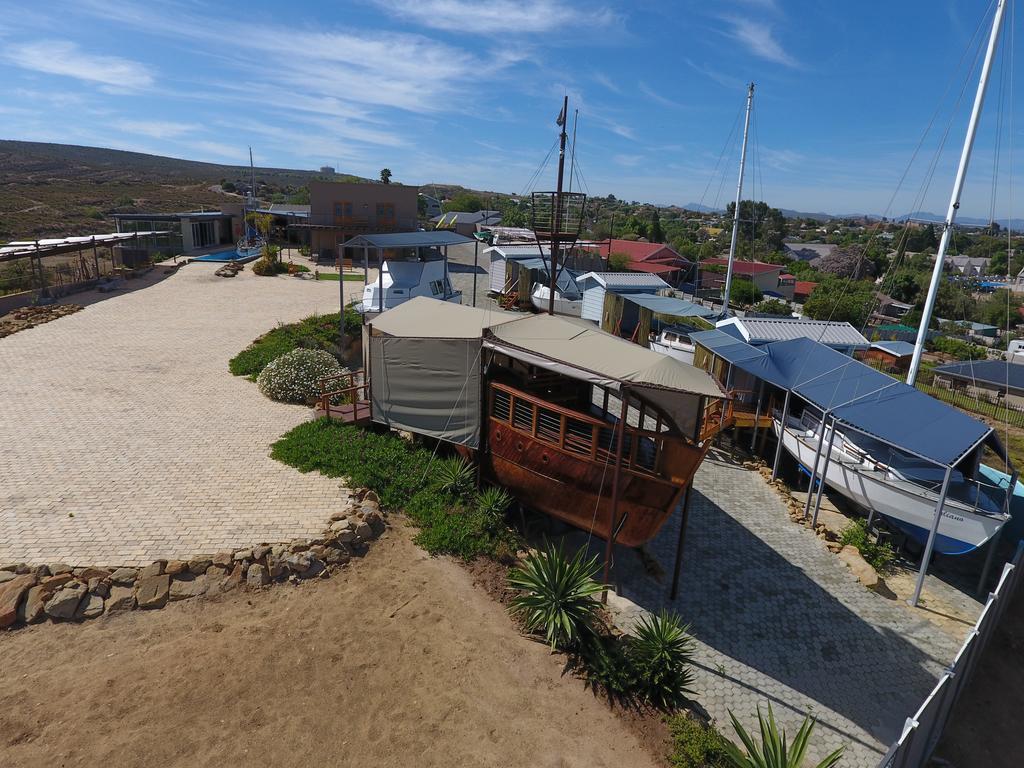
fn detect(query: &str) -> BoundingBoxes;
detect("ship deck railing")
[489,382,679,477]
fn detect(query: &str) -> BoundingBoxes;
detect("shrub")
[751,298,792,317]
[436,456,475,498]
[229,310,360,377]
[729,279,763,306]
[252,257,278,276]
[630,611,696,710]
[271,419,516,559]
[577,634,637,702]
[838,519,895,573]
[256,348,344,404]
[475,485,512,521]
[668,714,731,768]
[608,252,631,271]
[723,704,844,768]
[299,244,311,258]
[508,542,604,650]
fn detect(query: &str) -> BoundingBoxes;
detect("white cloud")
[593,72,621,93]
[369,0,618,35]
[614,154,643,167]
[116,120,199,139]
[3,40,153,89]
[638,81,686,110]
[723,18,797,67]
[684,58,744,90]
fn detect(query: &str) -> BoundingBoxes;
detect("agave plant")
[723,704,844,768]
[629,610,696,710]
[436,456,475,498]
[508,541,604,650]
[476,485,513,520]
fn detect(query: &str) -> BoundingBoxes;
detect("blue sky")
[0,0,1020,218]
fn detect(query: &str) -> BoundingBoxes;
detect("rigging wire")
[519,136,559,197]
[698,103,744,212]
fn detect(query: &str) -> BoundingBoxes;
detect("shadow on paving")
[555,478,945,751]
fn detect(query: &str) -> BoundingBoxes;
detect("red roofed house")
[592,239,692,286]
[794,281,818,304]
[700,258,793,300]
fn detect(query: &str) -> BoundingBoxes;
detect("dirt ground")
[0,523,662,768]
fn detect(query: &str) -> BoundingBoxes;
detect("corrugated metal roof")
[690,329,770,363]
[576,272,671,290]
[622,293,718,319]
[718,317,869,348]
[870,340,916,357]
[933,360,1024,393]
[485,244,551,257]
[342,231,472,248]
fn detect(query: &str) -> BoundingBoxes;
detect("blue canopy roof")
[690,332,999,467]
[934,360,1024,394]
[624,293,718,319]
[342,231,471,248]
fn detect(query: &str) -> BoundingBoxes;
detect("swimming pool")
[193,249,260,263]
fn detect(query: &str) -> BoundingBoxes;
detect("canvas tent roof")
[370,296,518,338]
[484,313,723,398]
[691,333,1000,467]
[621,292,718,319]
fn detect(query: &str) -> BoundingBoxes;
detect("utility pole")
[722,82,754,315]
[548,95,569,316]
[907,0,1006,386]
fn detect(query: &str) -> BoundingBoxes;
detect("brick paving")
[580,452,966,768]
[0,263,350,567]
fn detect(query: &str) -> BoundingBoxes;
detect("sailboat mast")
[722,82,755,315]
[549,95,569,316]
[907,0,1007,385]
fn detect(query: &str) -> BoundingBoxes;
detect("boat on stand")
[236,147,266,259]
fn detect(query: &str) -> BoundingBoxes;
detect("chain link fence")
[877,540,1024,767]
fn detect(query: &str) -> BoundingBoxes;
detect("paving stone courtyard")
[1,257,970,766]
[0,263,349,566]
[592,451,969,767]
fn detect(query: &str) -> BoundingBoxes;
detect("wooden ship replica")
[331,98,731,555]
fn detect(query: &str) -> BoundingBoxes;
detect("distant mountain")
[892,211,1024,228]
[680,202,722,214]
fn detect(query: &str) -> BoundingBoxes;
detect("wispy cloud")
[613,154,644,167]
[722,17,797,67]
[593,72,621,94]
[684,58,744,90]
[116,120,199,139]
[369,0,618,35]
[3,39,154,89]
[638,81,686,110]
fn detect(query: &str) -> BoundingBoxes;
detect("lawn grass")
[314,272,364,282]
[228,309,361,377]
[271,418,517,559]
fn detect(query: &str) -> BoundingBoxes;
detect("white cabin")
[358,259,461,314]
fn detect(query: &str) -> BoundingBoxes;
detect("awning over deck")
[690,330,1003,468]
[341,231,471,249]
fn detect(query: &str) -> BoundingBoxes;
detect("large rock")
[212,552,233,568]
[105,586,136,613]
[48,563,73,576]
[75,594,105,620]
[0,574,37,627]
[44,583,87,620]
[187,557,213,575]
[284,552,324,578]
[77,567,111,582]
[138,562,165,580]
[165,560,188,576]
[18,585,48,624]
[109,567,138,586]
[135,574,170,609]
[838,545,882,590]
[169,575,209,601]
[246,564,269,588]
[0,571,18,584]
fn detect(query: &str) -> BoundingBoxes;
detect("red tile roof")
[598,239,688,263]
[702,258,781,275]
[795,281,818,296]
[628,261,679,275]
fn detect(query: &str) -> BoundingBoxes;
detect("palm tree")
[379,168,392,184]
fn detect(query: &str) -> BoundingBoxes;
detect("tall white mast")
[907,0,1007,385]
[722,82,755,315]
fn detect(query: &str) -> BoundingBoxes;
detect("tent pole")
[378,247,384,314]
[811,417,837,528]
[802,409,830,520]
[771,389,791,481]
[602,392,629,604]
[910,465,953,608]
[472,238,479,307]
[749,379,765,452]
[669,485,694,601]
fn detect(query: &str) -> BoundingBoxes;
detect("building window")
[376,203,394,219]
[429,279,444,296]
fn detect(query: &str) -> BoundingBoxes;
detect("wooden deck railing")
[318,372,369,413]
[489,382,679,476]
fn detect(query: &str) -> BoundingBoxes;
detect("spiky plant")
[436,456,475,498]
[508,542,604,650]
[629,610,696,710]
[723,704,844,768]
[475,485,513,520]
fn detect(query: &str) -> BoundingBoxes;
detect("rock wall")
[0,491,387,630]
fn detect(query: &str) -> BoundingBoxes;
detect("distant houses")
[715,316,869,353]
[783,242,837,266]
[432,210,501,236]
[590,239,691,286]
[700,258,792,299]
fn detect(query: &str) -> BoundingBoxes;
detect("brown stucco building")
[297,181,419,260]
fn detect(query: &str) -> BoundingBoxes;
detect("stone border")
[0,491,387,630]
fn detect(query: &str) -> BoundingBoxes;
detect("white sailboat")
[356,258,461,314]
[529,281,582,316]
[771,0,1020,566]
[649,325,698,366]
[236,147,266,260]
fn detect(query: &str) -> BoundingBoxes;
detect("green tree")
[500,199,527,228]
[932,280,976,325]
[443,194,484,213]
[723,200,788,254]
[379,168,392,184]
[608,252,631,271]
[802,277,874,326]
[978,289,1023,329]
[880,268,922,304]
[729,279,762,306]
[751,298,792,316]
[649,210,665,243]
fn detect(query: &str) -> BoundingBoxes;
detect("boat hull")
[485,418,706,547]
[774,420,1005,554]
[650,340,695,366]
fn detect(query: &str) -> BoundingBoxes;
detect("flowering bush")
[256,348,344,405]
